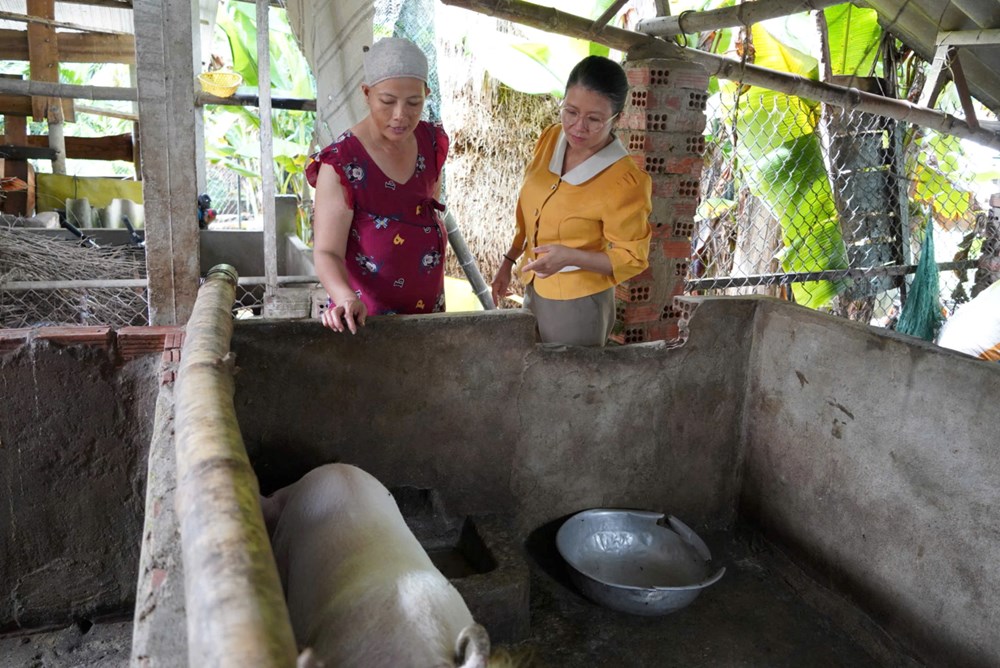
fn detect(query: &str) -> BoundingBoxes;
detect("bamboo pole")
[174,264,297,668]
[0,77,136,101]
[75,103,140,121]
[439,0,1000,152]
[636,0,843,38]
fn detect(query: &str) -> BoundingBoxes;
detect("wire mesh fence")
[1,226,149,328]
[692,90,997,330]
[205,164,258,229]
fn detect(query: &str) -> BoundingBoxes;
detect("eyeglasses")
[559,105,618,133]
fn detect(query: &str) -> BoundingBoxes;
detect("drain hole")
[74,618,93,635]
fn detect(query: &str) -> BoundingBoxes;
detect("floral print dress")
[306,120,449,315]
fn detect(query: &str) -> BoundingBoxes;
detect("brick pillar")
[611,59,709,344]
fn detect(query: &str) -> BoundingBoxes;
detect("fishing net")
[895,214,943,341]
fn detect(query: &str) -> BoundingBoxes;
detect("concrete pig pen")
[1,296,998,667]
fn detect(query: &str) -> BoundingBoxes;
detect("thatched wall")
[437,29,559,299]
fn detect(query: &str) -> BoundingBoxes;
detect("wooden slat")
[949,49,979,130]
[0,145,57,160]
[0,29,136,64]
[0,95,32,116]
[25,133,134,161]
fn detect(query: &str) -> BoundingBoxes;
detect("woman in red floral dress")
[307,37,448,333]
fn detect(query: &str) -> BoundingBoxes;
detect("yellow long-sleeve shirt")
[513,123,652,300]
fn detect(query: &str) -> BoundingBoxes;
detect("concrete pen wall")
[232,300,756,536]
[740,299,1000,668]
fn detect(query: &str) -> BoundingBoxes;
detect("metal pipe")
[443,211,494,310]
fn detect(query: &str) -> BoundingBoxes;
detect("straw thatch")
[438,39,559,294]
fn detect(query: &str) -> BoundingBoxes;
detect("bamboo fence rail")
[636,0,842,38]
[174,264,297,668]
[439,0,1000,152]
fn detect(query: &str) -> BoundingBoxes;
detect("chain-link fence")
[693,88,997,330]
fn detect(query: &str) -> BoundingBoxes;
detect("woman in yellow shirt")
[491,56,652,346]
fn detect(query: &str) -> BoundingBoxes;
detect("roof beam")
[439,0,1000,152]
[636,0,842,38]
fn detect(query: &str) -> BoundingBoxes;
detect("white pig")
[261,463,491,668]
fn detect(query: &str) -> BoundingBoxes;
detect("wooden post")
[47,98,66,174]
[258,0,278,305]
[174,265,298,668]
[133,0,200,325]
[27,0,58,123]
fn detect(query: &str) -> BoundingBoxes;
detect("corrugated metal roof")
[862,0,1000,116]
[0,0,134,34]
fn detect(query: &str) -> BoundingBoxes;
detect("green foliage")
[716,24,846,308]
[824,4,882,77]
[467,0,616,96]
[206,0,316,237]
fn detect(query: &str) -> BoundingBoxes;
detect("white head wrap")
[363,37,428,86]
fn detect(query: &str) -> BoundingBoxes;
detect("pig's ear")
[297,647,324,668]
[455,623,490,668]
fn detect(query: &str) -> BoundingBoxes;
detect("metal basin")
[556,509,725,616]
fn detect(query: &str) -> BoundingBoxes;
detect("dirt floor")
[0,618,132,668]
[0,527,917,667]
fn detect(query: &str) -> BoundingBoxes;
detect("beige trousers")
[523,284,616,347]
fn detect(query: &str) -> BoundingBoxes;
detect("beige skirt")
[523,284,616,347]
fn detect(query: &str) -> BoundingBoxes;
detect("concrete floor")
[0,526,917,668]
[515,524,906,667]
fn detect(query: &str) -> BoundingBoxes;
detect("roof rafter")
[637,0,843,38]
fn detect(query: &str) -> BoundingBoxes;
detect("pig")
[260,463,492,668]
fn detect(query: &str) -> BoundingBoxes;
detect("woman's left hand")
[522,244,579,279]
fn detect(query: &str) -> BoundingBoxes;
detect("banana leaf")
[824,4,882,77]
[722,25,848,308]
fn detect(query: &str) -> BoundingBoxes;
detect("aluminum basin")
[556,509,725,616]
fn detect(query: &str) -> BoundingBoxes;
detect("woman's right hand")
[491,262,513,307]
[321,298,368,334]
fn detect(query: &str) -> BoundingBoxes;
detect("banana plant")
[208,0,316,238]
[715,23,847,308]
[464,0,617,96]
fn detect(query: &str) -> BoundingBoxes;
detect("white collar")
[549,128,629,185]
